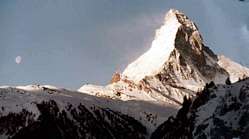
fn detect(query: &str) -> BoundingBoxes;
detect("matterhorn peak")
[123,9,206,83]
[122,9,249,93]
[166,9,200,32]
[78,9,249,132]
[123,9,183,82]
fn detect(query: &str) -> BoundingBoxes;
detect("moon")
[15,56,22,64]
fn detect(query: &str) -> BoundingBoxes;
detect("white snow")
[0,84,179,135]
[218,55,249,82]
[194,79,249,138]
[122,9,181,83]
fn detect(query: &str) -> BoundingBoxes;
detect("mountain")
[122,9,249,102]
[151,78,249,139]
[0,9,249,139]
[80,9,249,105]
[79,9,249,130]
[0,85,147,139]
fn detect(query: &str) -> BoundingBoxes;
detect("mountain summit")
[120,9,249,104]
[78,9,249,129]
[123,9,206,83]
[123,9,185,82]
[0,9,249,139]
[123,9,247,91]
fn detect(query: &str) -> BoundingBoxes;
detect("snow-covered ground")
[0,84,178,134]
[193,78,249,138]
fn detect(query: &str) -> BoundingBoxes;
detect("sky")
[0,0,248,89]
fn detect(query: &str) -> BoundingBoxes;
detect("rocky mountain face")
[152,78,249,139]
[0,9,249,139]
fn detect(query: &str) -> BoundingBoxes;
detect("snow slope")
[218,55,249,82]
[193,78,249,138]
[0,85,177,137]
[0,85,147,138]
[122,9,181,83]
[152,78,249,139]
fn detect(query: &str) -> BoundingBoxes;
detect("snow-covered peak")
[78,9,249,106]
[77,9,249,131]
[120,9,249,103]
[122,9,182,83]
[165,9,199,33]
[122,9,206,84]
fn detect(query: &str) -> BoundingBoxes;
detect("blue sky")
[0,0,248,89]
